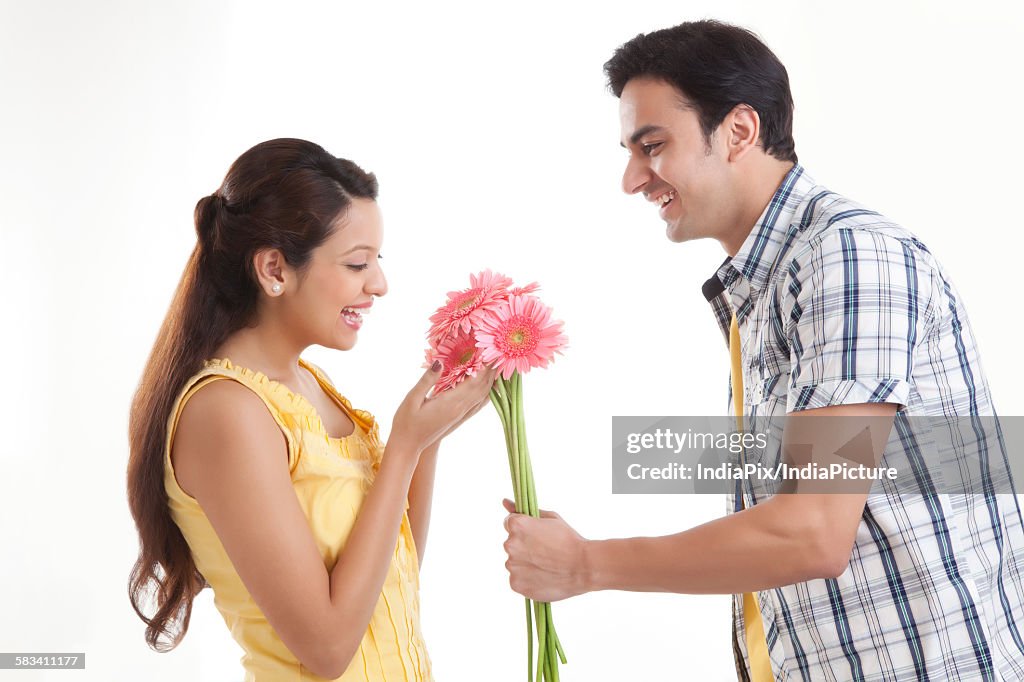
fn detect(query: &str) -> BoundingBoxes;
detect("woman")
[127,138,494,680]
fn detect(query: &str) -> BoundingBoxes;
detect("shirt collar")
[715,163,814,294]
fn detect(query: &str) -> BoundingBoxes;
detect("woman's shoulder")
[174,360,295,431]
[174,374,290,446]
[169,365,298,493]
[169,378,287,500]
[197,358,328,424]
[178,375,272,424]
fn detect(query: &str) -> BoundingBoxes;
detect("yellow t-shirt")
[163,357,431,681]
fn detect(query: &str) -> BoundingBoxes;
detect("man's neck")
[720,159,796,257]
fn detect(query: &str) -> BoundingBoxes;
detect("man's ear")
[253,248,288,296]
[724,103,761,163]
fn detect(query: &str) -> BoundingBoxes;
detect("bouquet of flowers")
[424,270,569,682]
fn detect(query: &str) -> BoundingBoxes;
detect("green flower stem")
[508,378,525,514]
[488,389,503,421]
[552,617,567,664]
[510,377,527,514]
[490,382,511,445]
[514,372,539,518]
[493,378,535,678]
[490,387,521,509]
[547,626,559,682]
[546,602,565,668]
[524,451,537,518]
[521,371,563,680]
[515,379,531,515]
[533,598,547,682]
[525,598,533,682]
[499,378,524,511]
[489,389,511,452]
[512,372,525,514]
[541,598,565,665]
[492,371,566,681]
[493,373,509,402]
[552,640,560,681]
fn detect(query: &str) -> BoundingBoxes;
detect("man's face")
[619,77,731,243]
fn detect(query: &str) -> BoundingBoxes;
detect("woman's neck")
[212,324,306,385]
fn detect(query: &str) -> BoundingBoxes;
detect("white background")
[2,1,1023,680]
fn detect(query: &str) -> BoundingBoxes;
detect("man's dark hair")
[604,20,797,163]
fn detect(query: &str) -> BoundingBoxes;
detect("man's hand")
[501,499,590,602]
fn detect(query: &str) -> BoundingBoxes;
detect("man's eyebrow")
[620,124,666,148]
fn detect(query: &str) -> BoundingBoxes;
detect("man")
[501,20,1024,681]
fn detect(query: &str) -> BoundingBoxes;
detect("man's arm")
[502,402,896,602]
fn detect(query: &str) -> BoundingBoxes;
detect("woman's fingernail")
[431,360,442,372]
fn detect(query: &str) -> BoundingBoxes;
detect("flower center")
[498,316,538,357]
[454,289,482,314]
[457,347,476,364]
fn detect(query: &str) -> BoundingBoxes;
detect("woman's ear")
[253,248,288,296]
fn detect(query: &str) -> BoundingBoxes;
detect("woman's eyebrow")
[339,245,375,256]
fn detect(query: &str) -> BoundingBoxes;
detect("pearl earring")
[272,283,282,293]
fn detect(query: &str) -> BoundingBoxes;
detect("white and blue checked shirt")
[706,165,1024,681]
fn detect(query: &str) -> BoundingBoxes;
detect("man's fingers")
[504,499,562,521]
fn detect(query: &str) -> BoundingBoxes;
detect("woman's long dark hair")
[126,138,378,651]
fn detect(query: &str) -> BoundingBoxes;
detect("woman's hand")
[429,373,495,445]
[389,362,495,457]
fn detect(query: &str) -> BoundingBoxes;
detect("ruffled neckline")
[202,356,378,446]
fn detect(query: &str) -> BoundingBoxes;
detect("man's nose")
[621,155,650,195]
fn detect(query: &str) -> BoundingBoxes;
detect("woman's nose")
[368,265,388,298]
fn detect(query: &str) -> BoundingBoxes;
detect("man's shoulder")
[785,183,935,272]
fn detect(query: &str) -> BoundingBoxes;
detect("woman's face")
[281,198,388,351]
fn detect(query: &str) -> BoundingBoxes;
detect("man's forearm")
[583,495,841,595]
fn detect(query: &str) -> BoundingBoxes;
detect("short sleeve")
[783,229,928,412]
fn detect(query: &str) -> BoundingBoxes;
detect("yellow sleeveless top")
[163,357,432,681]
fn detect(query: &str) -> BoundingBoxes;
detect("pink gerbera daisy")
[475,294,568,380]
[427,269,513,343]
[431,329,485,393]
[509,281,540,296]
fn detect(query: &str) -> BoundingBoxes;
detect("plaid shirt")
[705,165,1024,681]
